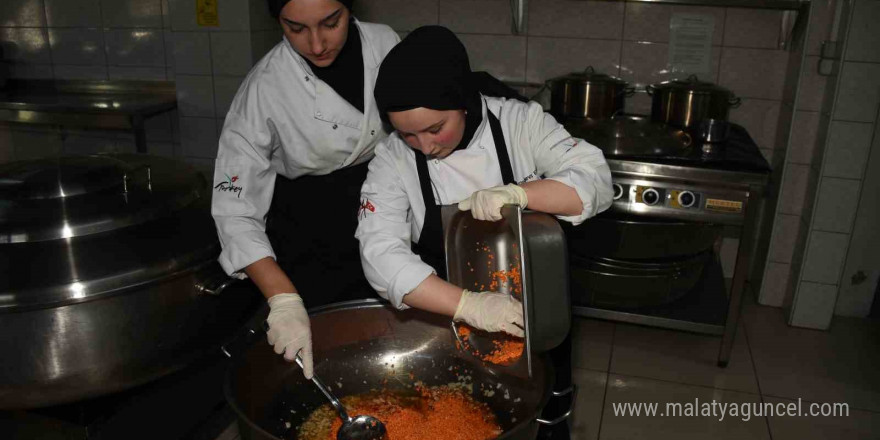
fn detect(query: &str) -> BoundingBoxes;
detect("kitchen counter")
[0,80,177,153]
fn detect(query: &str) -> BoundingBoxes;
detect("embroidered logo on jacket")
[215,173,243,198]
[358,198,376,220]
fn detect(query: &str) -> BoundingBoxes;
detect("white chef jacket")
[356,95,614,308]
[211,20,400,278]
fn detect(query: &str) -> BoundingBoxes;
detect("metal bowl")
[225,300,554,440]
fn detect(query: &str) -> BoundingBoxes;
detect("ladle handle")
[295,355,351,422]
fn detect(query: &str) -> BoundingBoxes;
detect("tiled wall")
[0,0,177,162]
[166,0,280,175]
[785,0,880,328]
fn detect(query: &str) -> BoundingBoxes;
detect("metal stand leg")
[133,115,147,153]
[717,188,762,367]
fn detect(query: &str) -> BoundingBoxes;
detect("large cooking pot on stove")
[0,154,262,409]
[225,300,553,440]
[647,75,741,129]
[549,67,634,120]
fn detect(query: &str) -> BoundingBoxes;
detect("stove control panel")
[612,180,747,225]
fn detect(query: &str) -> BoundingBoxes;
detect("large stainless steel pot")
[549,67,634,120]
[225,300,554,440]
[0,154,262,409]
[647,75,741,129]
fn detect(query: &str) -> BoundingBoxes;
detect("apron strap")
[413,109,514,277]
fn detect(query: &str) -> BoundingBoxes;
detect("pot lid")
[650,74,733,94]
[563,115,693,157]
[0,154,205,243]
[552,66,628,86]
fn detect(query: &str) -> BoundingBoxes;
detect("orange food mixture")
[457,325,523,366]
[298,386,501,440]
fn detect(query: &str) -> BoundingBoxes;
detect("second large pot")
[549,67,633,120]
[647,75,741,129]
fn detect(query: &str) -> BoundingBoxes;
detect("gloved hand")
[266,293,313,379]
[453,289,524,337]
[458,184,528,221]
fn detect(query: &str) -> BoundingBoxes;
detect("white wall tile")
[168,0,250,32]
[844,0,880,63]
[458,34,526,82]
[176,74,216,117]
[144,112,174,142]
[526,37,620,84]
[214,76,244,119]
[440,0,511,35]
[759,261,791,307]
[723,8,782,49]
[12,128,63,160]
[833,61,880,123]
[0,0,46,27]
[250,30,281,63]
[48,29,106,66]
[53,64,108,80]
[812,177,861,234]
[625,90,652,115]
[824,120,873,179]
[788,111,821,165]
[769,213,801,263]
[354,0,438,32]
[146,141,174,157]
[162,0,172,29]
[779,164,810,215]
[718,47,788,100]
[790,281,837,329]
[796,56,827,112]
[801,230,850,284]
[108,66,167,80]
[624,3,725,45]
[44,0,101,27]
[729,99,781,151]
[102,0,163,28]
[105,29,166,67]
[163,30,175,69]
[0,28,51,64]
[179,117,219,158]
[528,0,624,40]
[173,32,211,75]
[620,41,721,89]
[210,32,254,76]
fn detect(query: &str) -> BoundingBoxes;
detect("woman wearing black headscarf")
[355,26,614,440]
[211,0,399,379]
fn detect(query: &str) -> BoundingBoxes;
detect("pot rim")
[648,75,734,96]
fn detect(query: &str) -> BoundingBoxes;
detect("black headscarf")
[374,26,527,151]
[268,0,354,19]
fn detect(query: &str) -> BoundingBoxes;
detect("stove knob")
[678,191,696,208]
[613,183,624,200]
[642,188,660,206]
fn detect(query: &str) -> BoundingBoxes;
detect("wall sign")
[197,0,219,27]
[669,13,714,75]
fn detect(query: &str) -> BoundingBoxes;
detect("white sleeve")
[355,144,435,309]
[211,112,279,278]
[520,101,613,225]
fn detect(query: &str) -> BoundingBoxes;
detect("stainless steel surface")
[294,355,387,440]
[549,67,632,119]
[565,115,693,157]
[0,80,177,153]
[444,206,570,359]
[697,119,731,143]
[647,76,741,129]
[572,306,725,335]
[225,300,553,440]
[0,154,263,409]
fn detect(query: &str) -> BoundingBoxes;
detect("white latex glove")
[458,184,528,221]
[266,293,313,379]
[453,290,524,337]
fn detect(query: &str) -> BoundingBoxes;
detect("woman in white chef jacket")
[211,0,398,380]
[356,26,614,440]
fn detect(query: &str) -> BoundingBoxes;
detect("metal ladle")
[294,355,387,440]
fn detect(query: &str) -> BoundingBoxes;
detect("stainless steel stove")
[562,116,771,367]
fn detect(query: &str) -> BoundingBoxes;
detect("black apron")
[412,111,573,440]
[265,161,374,309]
[411,110,516,278]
